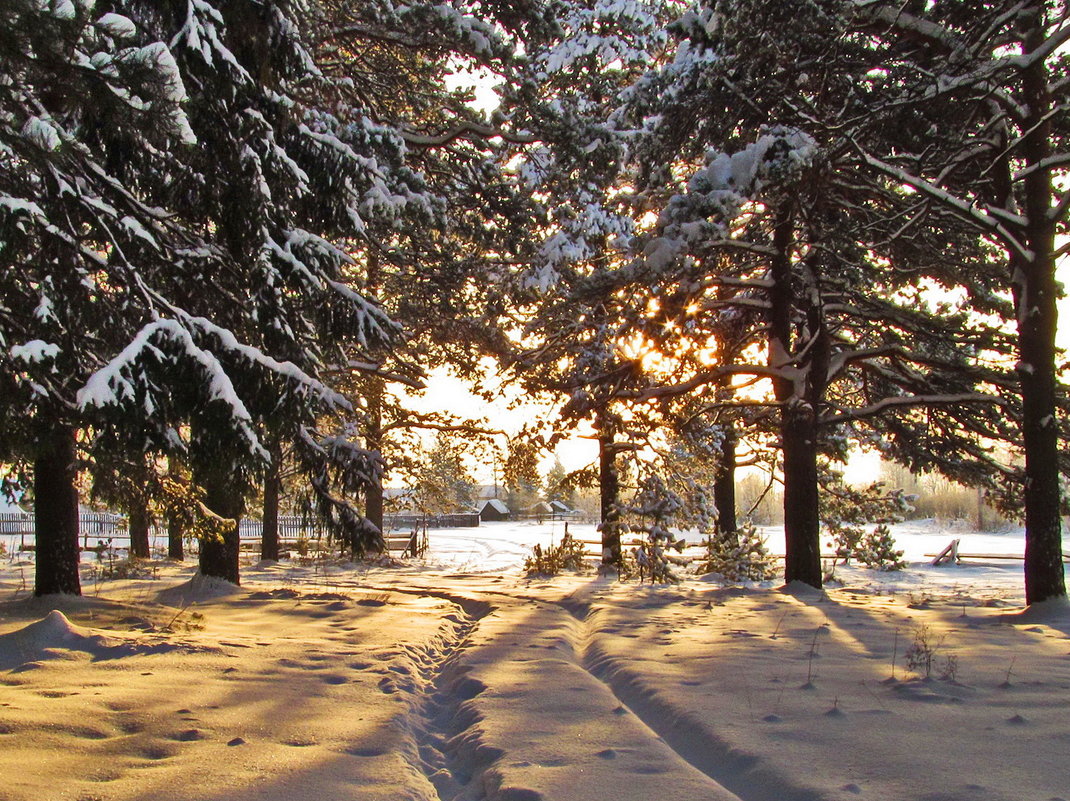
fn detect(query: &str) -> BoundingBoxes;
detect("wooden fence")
[1,511,469,555]
[1,511,128,549]
[384,513,480,531]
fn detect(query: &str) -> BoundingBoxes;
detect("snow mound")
[0,610,118,669]
[157,573,244,606]
[779,580,827,599]
[1006,596,1070,625]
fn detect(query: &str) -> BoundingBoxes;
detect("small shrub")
[632,539,682,584]
[822,476,910,571]
[90,556,156,582]
[524,532,588,576]
[905,624,947,678]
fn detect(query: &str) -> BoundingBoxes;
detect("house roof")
[480,499,511,514]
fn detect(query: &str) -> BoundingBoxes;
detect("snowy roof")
[480,499,510,514]
[549,500,572,512]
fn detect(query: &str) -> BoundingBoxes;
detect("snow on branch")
[648,127,818,270]
[855,146,1032,261]
[823,392,1003,426]
[180,316,351,411]
[77,319,265,457]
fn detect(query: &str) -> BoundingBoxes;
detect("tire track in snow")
[559,597,829,801]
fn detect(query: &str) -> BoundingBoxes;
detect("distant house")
[478,498,511,522]
[526,501,554,518]
[474,484,503,501]
[548,500,576,519]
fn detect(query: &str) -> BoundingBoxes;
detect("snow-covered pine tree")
[624,474,686,583]
[492,0,692,575]
[604,0,1019,590]
[6,0,541,590]
[819,467,911,571]
[844,0,1070,604]
[302,0,557,542]
[0,0,210,594]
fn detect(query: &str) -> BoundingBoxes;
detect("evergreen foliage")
[0,0,553,588]
[820,470,911,571]
[696,521,777,583]
[523,531,588,576]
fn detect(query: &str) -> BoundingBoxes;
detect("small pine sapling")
[696,521,777,581]
[820,470,911,570]
[524,532,589,576]
[623,475,687,584]
[857,524,906,571]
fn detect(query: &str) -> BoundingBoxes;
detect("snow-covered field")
[1,520,1068,801]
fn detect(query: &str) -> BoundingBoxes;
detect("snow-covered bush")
[524,532,589,576]
[622,475,690,584]
[695,521,777,582]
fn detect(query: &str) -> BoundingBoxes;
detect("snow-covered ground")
[1,520,1067,801]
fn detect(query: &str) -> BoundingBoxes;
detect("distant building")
[474,484,502,501]
[548,500,576,519]
[478,498,511,522]
[526,500,553,518]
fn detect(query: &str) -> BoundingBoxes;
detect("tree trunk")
[780,405,822,587]
[363,249,386,541]
[261,456,281,562]
[363,388,385,542]
[714,423,737,544]
[598,418,622,571]
[1017,9,1066,605]
[767,203,823,589]
[167,511,184,560]
[197,470,242,585]
[128,500,150,559]
[34,425,81,596]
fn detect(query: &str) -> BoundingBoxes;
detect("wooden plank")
[924,552,1070,562]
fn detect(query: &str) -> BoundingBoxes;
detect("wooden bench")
[926,538,1070,564]
[383,530,428,558]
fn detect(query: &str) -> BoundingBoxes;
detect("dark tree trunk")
[1017,10,1066,604]
[364,249,386,541]
[261,456,281,562]
[128,501,150,559]
[598,418,622,571]
[768,203,823,589]
[714,423,737,544]
[198,469,242,585]
[167,511,184,560]
[780,406,822,587]
[365,479,384,542]
[363,389,385,541]
[34,426,81,596]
